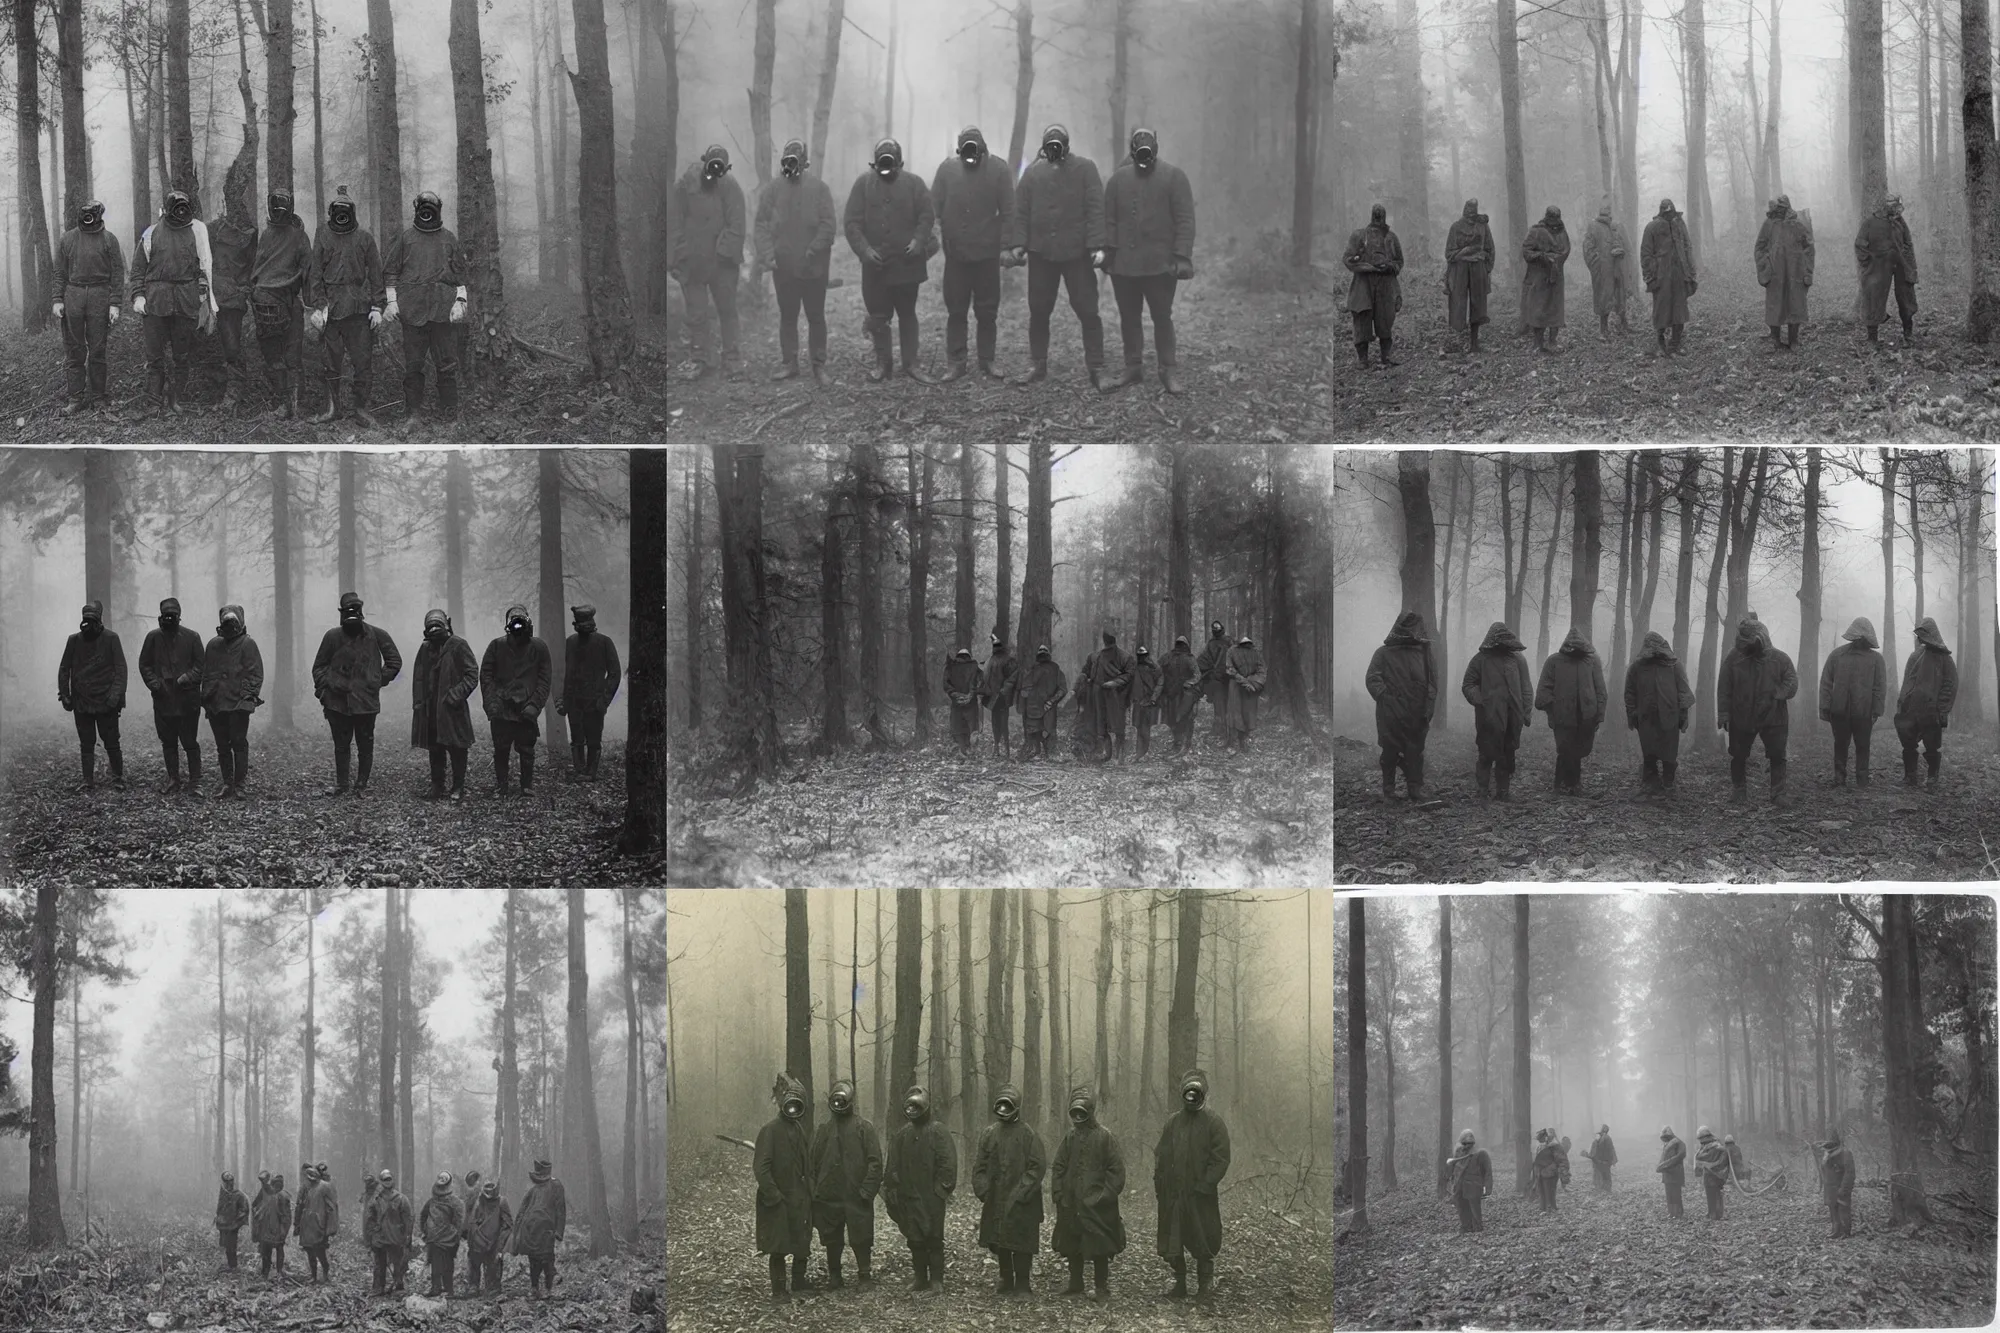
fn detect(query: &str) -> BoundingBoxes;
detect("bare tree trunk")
[1797,449,1823,720]
[927,889,947,1113]
[1694,450,1740,737]
[563,888,619,1255]
[1498,0,1529,275]
[540,451,567,752]
[907,447,934,741]
[683,453,703,730]
[310,0,324,217]
[1569,451,1603,640]
[1882,449,1901,692]
[956,443,977,650]
[450,0,508,376]
[855,444,888,745]
[1022,891,1042,1124]
[1765,0,1784,195]
[1345,896,1368,1229]
[994,443,1014,642]
[1094,893,1113,1102]
[1610,452,1634,684]
[985,892,1010,1108]
[811,0,845,169]
[380,886,399,1179]
[1537,462,1567,662]
[888,890,923,1112]
[1436,897,1452,1198]
[1682,0,1712,254]
[1166,891,1203,1094]
[619,889,641,1240]
[366,0,402,239]
[1512,895,1531,1194]
[1007,3,1035,172]
[819,465,851,750]
[1290,0,1318,266]
[1015,443,1054,660]
[958,892,977,1144]
[568,0,634,377]
[783,890,815,1131]
[15,0,55,328]
[1396,0,1429,257]
[748,0,775,187]
[1850,0,1888,215]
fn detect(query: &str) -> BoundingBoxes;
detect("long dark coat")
[1131,657,1165,726]
[1153,1073,1230,1259]
[1443,211,1494,331]
[1717,618,1799,733]
[1196,632,1232,710]
[1536,628,1609,736]
[1446,1147,1491,1199]
[1520,217,1571,329]
[1051,1093,1125,1258]
[1163,647,1203,726]
[252,1185,294,1245]
[562,630,623,713]
[753,1101,811,1256]
[1582,215,1632,318]
[1367,612,1438,751]
[973,1086,1046,1253]
[411,634,480,749]
[139,624,206,716]
[1755,206,1814,324]
[808,1083,883,1245]
[843,166,936,285]
[464,1195,513,1255]
[312,622,403,716]
[59,629,128,714]
[1896,618,1959,726]
[1086,644,1134,736]
[1641,209,1697,328]
[1625,632,1694,760]
[1018,659,1068,740]
[481,632,553,727]
[884,1094,956,1245]
[202,612,263,714]
[215,1184,251,1232]
[980,649,1019,710]
[512,1176,568,1256]
[1343,222,1403,315]
[420,1185,466,1245]
[1657,1135,1687,1187]
[1462,624,1534,735]
[1223,643,1265,735]
[1819,621,1886,722]
[296,1179,339,1245]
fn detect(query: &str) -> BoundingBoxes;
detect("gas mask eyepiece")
[876,152,898,177]
[79,202,105,232]
[781,154,802,178]
[1043,139,1067,164]
[782,1097,804,1119]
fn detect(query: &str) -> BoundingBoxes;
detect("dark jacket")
[1196,631,1232,704]
[250,215,311,291]
[251,1185,293,1245]
[1520,216,1571,328]
[1223,642,1265,734]
[202,614,264,715]
[1587,1133,1619,1168]
[366,1185,414,1249]
[1446,1146,1491,1199]
[1010,155,1106,261]
[1344,222,1403,314]
[754,172,838,281]
[844,167,936,286]
[512,1176,568,1255]
[1462,623,1533,733]
[754,1103,811,1257]
[383,227,465,325]
[1755,203,1814,324]
[129,222,211,318]
[411,633,480,750]
[1103,158,1196,276]
[420,1183,465,1245]
[59,628,128,714]
[208,218,257,311]
[139,624,206,717]
[1536,628,1609,731]
[1163,646,1202,724]
[944,654,984,708]
[808,1080,883,1245]
[1085,644,1134,713]
[1132,657,1165,722]
[980,648,1020,709]
[1717,617,1798,732]
[1657,1134,1687,1186]
[1366,611,1439,747]
[1896,616,1958,726]
[465,1194,513,1254]
[215,1184,251,1232]
[1820,1143,1855,1200]
[55,226,127,292]
[1051,1090,1124,1258]
[972,1083,1046,1252]
[1641,207,1697,328]
[296,1178,339,1245]
[563,630,623,713]
[1624,631,1693,730]
[307,225,385,319]
[1819,618,1887,722]
[312,622,403,716]
[481,632,554,726]
[670,166,747,281]
[1582,214,1633,316]
[931,140,1017,261]
[1693,1138,1730,1184]
[884,1091,957,1244]
[1018,659,1068,723]
[1153,1071,1229,1259]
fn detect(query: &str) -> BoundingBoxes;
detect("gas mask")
[80,614,102,638]
[830,1092,851,1114]
[158,611,181,634]
[995,1097,1018,1122]
[702,149,729,183]
[269,190,294,225]
[875,151,899,180]
[166,191,194,228]
[414,191,443,232]
[1069,1105,1089,1124]
[905,1100,925,1120]
[329,201,356,234]
[79,201,105,233]
[782,1096,805,1120]
[1183,1084,1205,1109]
[1042,138,1067,165]
[781,154,803,179]
[424,617,450,644]
[220,615,244,640]
[508,615,530,636]
[959,133,985,167]
[1130,129,1158,171]
[340,598,365,632]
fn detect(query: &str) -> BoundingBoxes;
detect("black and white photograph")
[1333,448,1998,882]
[1334,891,2000,1330]
[664,443,1338,889]
[0,446,670,887]
[663,887,1335,1331]
[0,886,667,1331]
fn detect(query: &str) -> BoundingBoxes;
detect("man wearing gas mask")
[1101,128,1196,395]
[930,125,1017,382]
[249,189,311,418]
[1343,204,1405,367]
[384,191,468,419]
[57,599,129,790]
[200,605,264,799]
[844,138,938,383]
[128,190,217,417]
[753,138,837,382]
[480,604,553,795]
[410,609,479,801]
[207,187,260,413]
[311,592,403,796]
[52,200,125,415]
[753,1076,813,1303]
[305,184,385,425]
[973,1083,1045,1296]
[1009,124,1107,387]
[138,597,207,795]
[808,1079,883,1289]
[1052,1086,1124,1301]
[558,604,621,781]
[884,1085,956,1292]
[670,145,747,380]
[1153,1068,1230,1303]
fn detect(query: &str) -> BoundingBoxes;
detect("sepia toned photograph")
[1335,891,1999,1330]
[1333,448,1998,883]
[665,887,1334,1330]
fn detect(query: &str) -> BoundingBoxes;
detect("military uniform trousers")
[61,282,115,401]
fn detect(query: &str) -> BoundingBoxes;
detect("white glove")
[449,286,468,323]
[108,305,120,325]
[309,306,327,331]
[133,295,147,316]
[52,301,63,320]
[383,287,399,323]
[368,308,383,330]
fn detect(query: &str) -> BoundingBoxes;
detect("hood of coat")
[1915,616,1951,652]
[1559,627,1596,658]
[1842,617,1879,649]
[994,1081,1022,1122]
[1385,610,1429,646]
[1735,617,1770,654]
[1479,621,1526,653]
[219,604,246,638]
[1542,206,1565,233]
[1066,1086,1098,1127]
[1639,630,1676,662]
[433,1177,457,1199]
[1179,1068,1210,1110]
[1462,199,1480,221]
[829,1077,858,1116]
[956,125,989,162]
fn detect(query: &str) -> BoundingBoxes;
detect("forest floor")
[668,711,1336,888]
[1333,721,2000,883]
[0,1195,663,1332]
[666,1137,1330,1333]
[0,721,666,887]
[1333,1150,1996,1329]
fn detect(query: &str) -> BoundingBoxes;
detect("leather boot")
[1475,761,1491,798]
[1532,327,1545,352]
[1731,782,1748,804]
[438,372,459,415]
[940,358,969,383]
[855,1247,872,1282]
[1354,341,1369,365]
[1671,324,1686,353]
[930,1241,946,1290]
[1195,1256,1214,1303]
[810,361,828,385]
[1926,750,1941,789]
[1655,329,1668,357]
[1599,312,1610,335]
[902,359,937,384]
[978,359,1005,380]
[1381,760,1398,801]
[1087,364,1106,390]
[1379,336,1399,366]
[1787,323,1801,348]
[769,1257,789,1303]
[1065,1257,1086,1296]
[1902,317,1916,343]
[1904,753,1921,787]
[570,743,586,780]
[1495,770,1512,802]
[1663,761,1678,791]
[1014,1253,1031,1294]
[867,326,894,383]
[826,1247,844,1289]
[791,1254,809,1293]
[995,1249,1014,1294]
[404,370,427,420]
[1014,359,1048,385]
[1102,363,1142,393]
[1164,1256,1188,1299]
[912,1248,931,1292]
[1406,754,1426,801]
[518,747,536,792]
[312,379,340,423]
[771,358,800,381]
[1867,323,1880,344]
[1091,1257,1108,1301]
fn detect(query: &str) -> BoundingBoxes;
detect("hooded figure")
[1641,198,1697,351]
[670,145,747,377]
[1582,205,1633,333]
[366,1169,416,1294]
[1624,631,1695,791]
[1718,616,1799,803]
[1755,195,1814,346]
[930,125,1018,381]
[1197,621,1233,743]
[944,648,986,755]
[808,1078,883,1288]
[559,603,622,780]
[215,1172,252,1269]
[884,1085,957,1291]
[140,597,208,795]
[1656,1126,1688,1218]
[1053,1086,1125,1300]
[1521,206,1571,348]
[1009,124,1109,386]
[305,184,385,424]
[1531,1129,1566,1212]
[130,191,217,416]
[1163,636,1203,755]
[1895,616,1958,789]
[1222,637,1266,752]
[481,605,553,795]
[1819,1132,1856,1237]
[1855,196,1918,343]
[973,1081,1047,1294]
[755,137,838,381]
[1692,1128,1729,1219]
[1585,1125,1618,1193]
[1819,617,1887,785]
[1084,632,1136,762]
[1130,646,1165,757]
[1462,622,1534,800]
[201,604,263,798]
[420,1171,467,1296]
[1444,1131,1492,1231]
[1102,126,1198,394]
[249,187,312,419]
[58,599,129,790]
[465,1181,513,1294]
[412,609,479,800]
[1367,611,1438,800]
[845,137,939,382]
[312,592,403,796]
[295,1163,340,1284]
[253,1172,294,1276]
[54,198,128,413]
[512,1159,569,1297]
[204,198,257,414]
[1017,647,1069,761]
[1344,204,1406,366]
[980,637,1021,758]
[1154,1069,1229,1301]
[383,190,467,418]
[1443,199,1495,348]
[1536,627,1609,795]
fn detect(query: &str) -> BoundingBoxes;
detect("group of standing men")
[58,594,621,799]
[1365,608,1960,803]
[942,623,1266,762]
[675,123,1196,390]
[52,186,471,422]
[752,1069,1230,1305]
